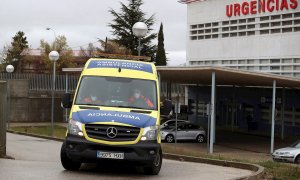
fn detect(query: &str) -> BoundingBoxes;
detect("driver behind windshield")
[128,88,154,109]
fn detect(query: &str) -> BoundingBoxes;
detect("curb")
[7,130,64,142]
[7,130,264,179]
[163,153,264,180]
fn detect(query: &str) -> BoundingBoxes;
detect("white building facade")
[186,0,300,78]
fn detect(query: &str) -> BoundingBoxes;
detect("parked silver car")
[160,122,206,143]
[272,140,300,164]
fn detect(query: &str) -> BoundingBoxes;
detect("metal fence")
[0,73,185,94]
[0,73,80,91]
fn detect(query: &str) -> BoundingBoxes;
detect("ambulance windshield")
[75,76,157,110]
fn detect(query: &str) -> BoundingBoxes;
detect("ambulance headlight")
[141,126,158,141]
[68,119,83,136]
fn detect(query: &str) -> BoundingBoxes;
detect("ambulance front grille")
[85,124,140,142]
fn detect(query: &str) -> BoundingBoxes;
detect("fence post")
[0,81,7,158]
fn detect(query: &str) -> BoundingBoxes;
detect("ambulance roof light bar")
[178,0,205,4]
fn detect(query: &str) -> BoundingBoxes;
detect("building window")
[294,19,300,25]
[282,13,293,19]
[205,35,211,39]
[282,66,292,70]
[260,59,269,64]
[222,33,229,38]
[191,25,197,29]
[271,59,280,64]
[248,18,255,23]
[260,16,269,21]
[282,21,293,26]
[198,30,204,34]
[239,19,247,24]
[230,33,237,37]
[230,26,238,31]
[230,20,238,24]
[271,15,281,20]
[294,66,300,70]
[198,36,204,40]
[295,12,300,17]
[260,66,269,71]
[271,29,281,34]
[294,27,300,31]
[282,28,293,33]
[191,36,197,40]
[205,29,211,33]
[212,34,218,39]
[198,24,204,28]
[271,22,281,27]
[222,27,229,31]
[238,32,247,36]
[270,66,280,70]
[260,30,269,34]
[282,59,293,63]
[247,31,255,36]
[212,28,218,33]
[260,23,269,28]
[205,23,211,27]
[212,22,218,27]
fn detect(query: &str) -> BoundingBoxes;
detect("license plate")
[97,151,124,159]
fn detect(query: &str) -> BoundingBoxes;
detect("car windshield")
[290,140,300,148]
[75,76,157,110]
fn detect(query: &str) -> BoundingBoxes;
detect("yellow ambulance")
[60,58,167,175]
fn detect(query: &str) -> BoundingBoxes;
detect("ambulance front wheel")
[144,148,162,175]
[60,142,81,171]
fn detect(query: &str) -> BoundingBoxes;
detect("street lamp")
[6,65,14,74]
[49,51,59,136]
[46,27,57,50]
[6,65,14,130]
[132,22,148,56]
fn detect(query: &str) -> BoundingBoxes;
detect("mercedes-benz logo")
[106,127,118,139]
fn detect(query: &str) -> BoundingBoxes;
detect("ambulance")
[60,59,169,175]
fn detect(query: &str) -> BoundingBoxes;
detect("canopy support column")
[271,80,277,154]
[209,72,216,154]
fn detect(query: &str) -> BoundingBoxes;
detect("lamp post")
[6,65,14,130]
[46,27,57,50]
[49,51,59,136]
[132,22,148,56]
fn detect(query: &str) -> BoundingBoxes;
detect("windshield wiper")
[78,104,100,110]
[113,105,142,109]
[114,105,152,111]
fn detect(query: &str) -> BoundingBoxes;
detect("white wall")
[187,0,300,62]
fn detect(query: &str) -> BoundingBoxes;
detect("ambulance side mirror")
[61,93,72,109]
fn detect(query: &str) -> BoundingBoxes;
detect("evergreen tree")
[155,23,167,66]
[108,0,157,57]
[4,31,29,72]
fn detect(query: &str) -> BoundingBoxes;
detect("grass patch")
[259,161,300,180]
[10,125,66,139]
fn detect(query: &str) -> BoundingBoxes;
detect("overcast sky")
[0,0,187,66]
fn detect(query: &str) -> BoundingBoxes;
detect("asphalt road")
[0,133,252,180]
